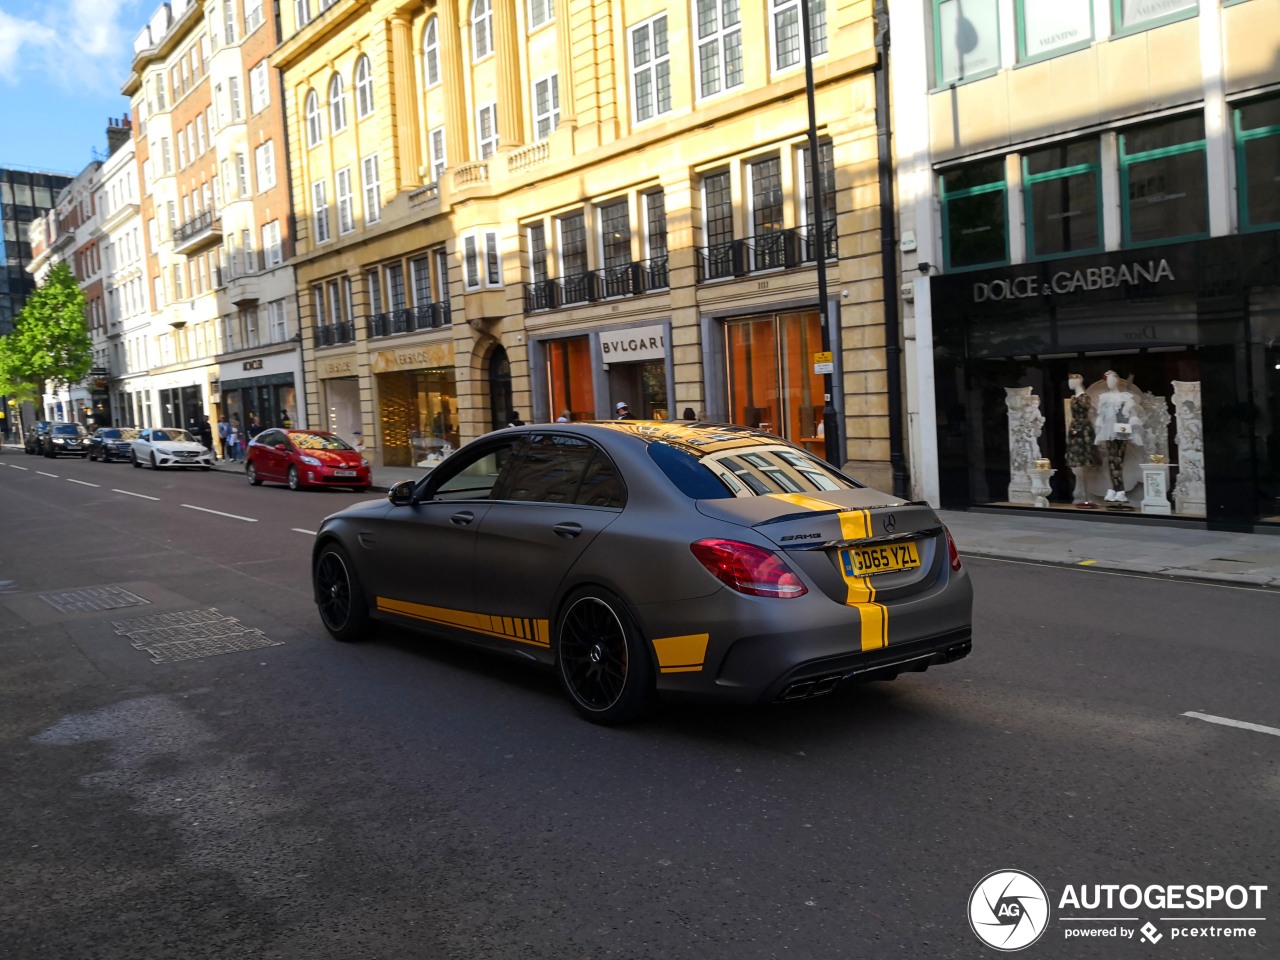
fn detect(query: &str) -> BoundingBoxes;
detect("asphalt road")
[1,450,1277,960]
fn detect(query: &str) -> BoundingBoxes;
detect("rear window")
[648,441,860,499]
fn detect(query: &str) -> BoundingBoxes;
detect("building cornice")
[273,0,373,71]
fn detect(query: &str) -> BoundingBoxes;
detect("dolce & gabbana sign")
[973,258,1175,303]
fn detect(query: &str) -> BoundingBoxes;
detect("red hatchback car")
[245,428,372,491]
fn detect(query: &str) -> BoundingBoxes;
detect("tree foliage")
[0,262,92,398]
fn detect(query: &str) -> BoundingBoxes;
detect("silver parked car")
[311,422,973,724]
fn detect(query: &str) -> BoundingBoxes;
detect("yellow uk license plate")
[840,541,921,577]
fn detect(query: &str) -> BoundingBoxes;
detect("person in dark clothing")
[198,416,215,456]
[507,410,525,427]
[615,402,634,420]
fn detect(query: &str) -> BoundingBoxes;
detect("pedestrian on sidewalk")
[228,416,242,461]
[198,416,215,458]
[217,415,231,460]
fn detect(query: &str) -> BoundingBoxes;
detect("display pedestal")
[1140,463,1172,515]
[1030,467,1055,508]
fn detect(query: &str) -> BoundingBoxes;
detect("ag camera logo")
[969,869,1050,951]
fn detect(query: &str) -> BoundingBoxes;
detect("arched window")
[423,17,440,87]
[305,89,323,146]
[354,55,374,118]
[328,73,347,132]
[471,0,493,60]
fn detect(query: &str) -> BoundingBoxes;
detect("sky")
[0,0,154,176]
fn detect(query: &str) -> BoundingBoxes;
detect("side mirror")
[387,479,417,506]
[275,443,287,451]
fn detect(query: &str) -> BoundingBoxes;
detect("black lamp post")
[800,1,840,467]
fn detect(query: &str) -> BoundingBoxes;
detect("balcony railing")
[173,209,222,255]
[522,257,670,314]
[696,222,837,282]
[315,320,356,346]
[367,302,452,338]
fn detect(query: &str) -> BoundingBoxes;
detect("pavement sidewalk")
[205,453,1280,590]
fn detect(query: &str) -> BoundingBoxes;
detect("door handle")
[552,522,583,539]
[451,511,475,526]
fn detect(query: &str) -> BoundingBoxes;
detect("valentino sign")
[973,258,1176,303]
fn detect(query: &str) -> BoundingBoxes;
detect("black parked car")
[42,422,90,458]
[87,426,140,462]
[24,421,52,455]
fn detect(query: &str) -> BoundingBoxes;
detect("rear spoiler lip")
[779,527,946,551]
[751,502,909,527]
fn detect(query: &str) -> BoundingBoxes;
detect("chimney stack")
[106,115,132,156]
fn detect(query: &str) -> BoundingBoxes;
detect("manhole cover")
[40,586,151,613]
[112,608,281,663]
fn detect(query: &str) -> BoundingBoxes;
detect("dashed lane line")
[66,478,100,487]
[112,489,161,501]
[182,504,258,522]
[292,528,317,536]
[6,464,28,470]
[36,471,58,478]
[1183,711,1280,738]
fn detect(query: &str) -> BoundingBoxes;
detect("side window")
[258,430,283,446]
[429,441,519,501]
[503,434,625,507]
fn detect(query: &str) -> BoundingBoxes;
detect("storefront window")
[377,368,457,467]
[725,311,825,449]
[1018,0,1092,62]
[1113,0,1197,35]
[1235,95,1280,232]
[1023,140,1102,258]
[934,0,1000,86]
[1120,115,1208,246]
[546,336,593,422]
[941,159,1008,270]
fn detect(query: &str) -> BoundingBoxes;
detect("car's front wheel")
[150,453,159,469]
[314,543,371,642]
[287,466,301,491]
[555,587,655,725]
[131,453,141,468]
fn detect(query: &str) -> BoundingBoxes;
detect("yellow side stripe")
[377,598,550,648]
[652,633,710,673]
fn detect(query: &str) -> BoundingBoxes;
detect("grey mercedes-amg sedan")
[312,421,972,724]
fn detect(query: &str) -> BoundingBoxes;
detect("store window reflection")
[377,368,458,466]
[725,311,825,452]
[546,336,593,421]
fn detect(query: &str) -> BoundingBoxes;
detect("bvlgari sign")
[973,258,1176,302]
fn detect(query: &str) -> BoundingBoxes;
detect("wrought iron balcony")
[315,320,356,347]
[696,224,837,283]
[521,257,670,314]
[173,210,222,256]
[367,302,451,338]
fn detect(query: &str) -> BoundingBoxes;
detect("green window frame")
[1022,140,1103,260]
[1016,0,1094,65]
[941,159,1009,271]
[1234,95,1280,232]
[1111,0,1198,39]
[1119,115,1209,248]
[932,0,1001,89]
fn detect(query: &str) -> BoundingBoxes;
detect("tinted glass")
[52,424,84,436]
[153,429,195,442]
[577,452,626,508]
[1024,140,1098,177]
[941,160,1004,194]
[946,191,1007,267]
[1127,152,1208,242]
[649,441,857,500]
[292,432,353,451]
[1123,115,1204,156]
[99,429,122,439]
[432,442,517,499]
[256,430,283,446]
[1028,171,1100,256]
[1243,136,1280,227]
[1238,96,1280,133]
[504,435,595,504]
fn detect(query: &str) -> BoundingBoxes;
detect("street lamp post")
[800,1,840,467]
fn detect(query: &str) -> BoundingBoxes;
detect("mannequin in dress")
[1092,370,1144,507]
[1064,373,1099,507]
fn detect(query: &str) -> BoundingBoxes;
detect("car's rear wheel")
[287,466,301,491]
[555,588,655,725]
[246,462,262,485]
[314,543,371,642]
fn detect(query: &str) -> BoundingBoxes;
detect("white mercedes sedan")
[130,427,215,470]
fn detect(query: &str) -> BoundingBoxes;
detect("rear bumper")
[767,629,972,701]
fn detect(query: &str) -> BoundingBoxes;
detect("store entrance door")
[607,360,668,420]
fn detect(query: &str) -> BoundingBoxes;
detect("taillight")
[690,539,808,598]
[944,525,962,571]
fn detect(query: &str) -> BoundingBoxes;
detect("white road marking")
[36,471,59,478]
[182,504,258,522]
[292,528,317,536]
[8,464,28,470]
[112,489,161,501]
[1182,711,1280,738]
[66,478,99,487]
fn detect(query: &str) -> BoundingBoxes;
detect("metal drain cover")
[40,586,151,613]
[112,608,281,663]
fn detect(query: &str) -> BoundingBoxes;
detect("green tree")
[0,262,92,400]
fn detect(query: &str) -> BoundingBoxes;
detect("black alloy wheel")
[314,544,371,642]
[246,462,262,485]
[555,588,654,725]
[287,466,301,491]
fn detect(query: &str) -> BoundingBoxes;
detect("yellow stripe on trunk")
[837,511,888,651]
